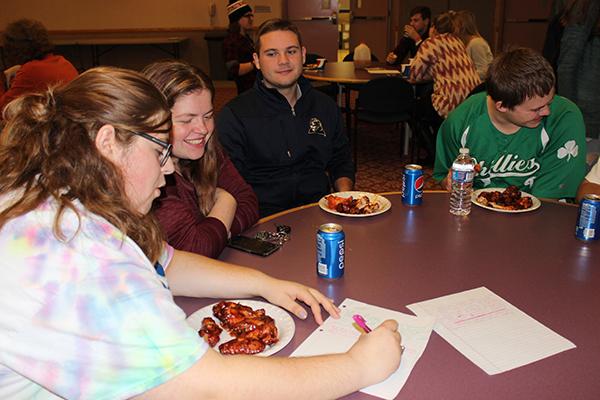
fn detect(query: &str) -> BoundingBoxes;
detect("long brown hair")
[142,60,220,215]
[453,10,482,45]
[0,67,171,262]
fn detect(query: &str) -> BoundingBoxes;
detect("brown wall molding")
[0,27,229,37]
[48,27,228,35]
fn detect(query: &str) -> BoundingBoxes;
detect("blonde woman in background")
[454,10,493,81]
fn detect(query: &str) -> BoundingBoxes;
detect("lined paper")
[291,298,434,400]
[407,287,576,375]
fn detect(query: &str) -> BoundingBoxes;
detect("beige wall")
[1,1,282,75]
[1,0,282,30]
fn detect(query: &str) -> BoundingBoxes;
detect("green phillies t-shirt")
[434,92,587,199]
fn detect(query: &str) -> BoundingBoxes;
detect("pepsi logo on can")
[575,194,600,241]
[316,223,345,279]
[402,164,423,206]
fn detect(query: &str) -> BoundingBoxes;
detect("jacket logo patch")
[308,117,326,136]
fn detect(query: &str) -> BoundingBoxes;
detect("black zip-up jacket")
[217,72,355,217]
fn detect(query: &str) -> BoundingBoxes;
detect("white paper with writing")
[407,287,576,375]
[290,298,434,400]
[365,67,402,75]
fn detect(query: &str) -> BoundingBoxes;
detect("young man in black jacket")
[386,6,431,65]
[217,19,355,217]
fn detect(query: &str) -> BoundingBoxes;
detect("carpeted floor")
[213,83,443,194]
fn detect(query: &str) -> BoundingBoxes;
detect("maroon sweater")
[154,153,259,258]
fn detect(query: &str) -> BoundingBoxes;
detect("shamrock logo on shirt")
[557,140,578,161]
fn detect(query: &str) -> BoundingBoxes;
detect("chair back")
[305,53,324,66]
[356,77,414,115]
[343,51,379,62]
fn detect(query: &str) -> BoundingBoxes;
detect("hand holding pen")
[347,317,404,384]
[353,314,405,353]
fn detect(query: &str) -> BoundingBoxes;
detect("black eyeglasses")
[134,131,173,167]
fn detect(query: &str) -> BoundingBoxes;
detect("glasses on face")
[134,131,173,167]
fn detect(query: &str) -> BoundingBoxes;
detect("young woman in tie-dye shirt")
[0,67,402,399]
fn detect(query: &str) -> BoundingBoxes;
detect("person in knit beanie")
[223,0,256,94]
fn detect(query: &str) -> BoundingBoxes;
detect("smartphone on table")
[227,235,280,257]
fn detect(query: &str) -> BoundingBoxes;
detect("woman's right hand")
[347,319,403,386]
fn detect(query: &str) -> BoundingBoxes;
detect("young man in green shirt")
[433,47,587,199]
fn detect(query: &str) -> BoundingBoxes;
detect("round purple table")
[175,192,599,399]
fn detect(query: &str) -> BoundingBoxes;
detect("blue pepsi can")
[316,223,345,279]
[403,64,411,78]
[402,164,424,205]
[575,194,600,241]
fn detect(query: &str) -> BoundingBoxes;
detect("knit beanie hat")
[227,1,252,23]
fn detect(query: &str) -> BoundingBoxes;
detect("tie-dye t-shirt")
[0,196,207,399]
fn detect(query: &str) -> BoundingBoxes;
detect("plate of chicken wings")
[187,299,295,357]
[318,191,391,217]
[471,186,541,213]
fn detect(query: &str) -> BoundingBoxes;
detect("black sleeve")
[390,37,415,64]
[216,106,248,178]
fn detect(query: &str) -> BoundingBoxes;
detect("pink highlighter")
[352,314,406,353]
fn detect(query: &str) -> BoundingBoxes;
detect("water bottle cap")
[459,147,469,154]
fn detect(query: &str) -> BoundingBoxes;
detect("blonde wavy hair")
[0,67,171,263]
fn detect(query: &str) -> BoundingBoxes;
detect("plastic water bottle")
[449,148,476,216]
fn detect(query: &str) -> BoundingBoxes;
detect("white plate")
[318,191,391,217]
[471,188,541,213]
[186,299,295,357]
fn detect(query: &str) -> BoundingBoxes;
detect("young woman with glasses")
[0,66,402,399]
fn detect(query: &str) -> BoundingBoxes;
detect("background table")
[303,62,402,135]
[53,35,188,66]
[303,61,398,85]
[176,192,599,399]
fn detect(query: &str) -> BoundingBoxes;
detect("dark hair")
[433,11,457,35]
[410,6,432,21]
[0,67,171,263]
[255,19,303,54]
[142,60,222,215]
[2,18,53,65]
[487,48,555,109]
